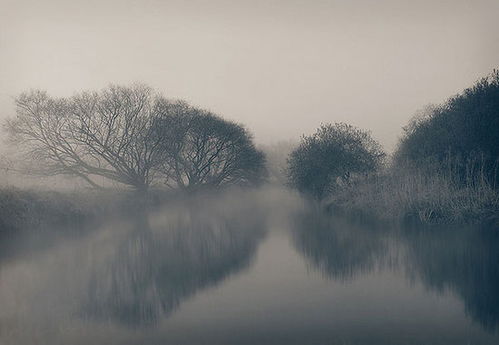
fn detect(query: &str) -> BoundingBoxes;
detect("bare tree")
[154,103,266,189]
[5,85,165,191]
[4,84,267,191]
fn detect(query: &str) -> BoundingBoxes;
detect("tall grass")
[0,188,99,234]
[328,158,499,225]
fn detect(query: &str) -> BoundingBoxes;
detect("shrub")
[287,123,385,200]
[395,70,499,187]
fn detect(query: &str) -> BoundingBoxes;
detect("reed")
[328,158,499,225]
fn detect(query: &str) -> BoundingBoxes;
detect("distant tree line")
[4,85,266,191]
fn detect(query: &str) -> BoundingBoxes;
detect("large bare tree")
[4,84,267,191]
[5,85,165,191]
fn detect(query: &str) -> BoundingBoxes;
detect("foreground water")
[1,188,498,345]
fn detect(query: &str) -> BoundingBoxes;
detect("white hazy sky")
[1,0,498,151]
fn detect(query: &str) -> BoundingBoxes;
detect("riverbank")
[0,187,105,235]
[327,167,499,226]
[0,187,161,235]
[0,185,295,236]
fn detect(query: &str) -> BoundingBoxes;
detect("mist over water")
[0,187,498,345]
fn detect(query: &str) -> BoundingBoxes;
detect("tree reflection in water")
[84,197,266,327]
[402,225,499,332]
[293,206,499,333]
[291,208,389,281]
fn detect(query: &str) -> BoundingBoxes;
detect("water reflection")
[84,201,266,326]
[0,192,268,345]
[2,189,499,344]
[291,208,389,281]
[402,225,499,332]
[293,207,499,334]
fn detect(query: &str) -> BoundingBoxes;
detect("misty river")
[0,188,498,345]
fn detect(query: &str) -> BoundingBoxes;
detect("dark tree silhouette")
[4,84,266,191]
[287,123,385,200]
[395,70,499,185]
[154,101,267,189]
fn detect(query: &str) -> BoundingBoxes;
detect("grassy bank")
[0,185,276,236]
[327,166,499,226]
[0,187,106,235]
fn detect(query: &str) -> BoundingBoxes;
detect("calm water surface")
[1,189,498,345]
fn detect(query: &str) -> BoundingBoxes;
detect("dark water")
[1,188,498,345]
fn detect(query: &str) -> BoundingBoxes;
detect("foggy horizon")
[2,0,499,151]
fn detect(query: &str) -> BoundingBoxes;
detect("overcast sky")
[1,0,498,151]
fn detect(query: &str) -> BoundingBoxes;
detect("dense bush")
[395,70,499,186]
[287,123,385,200]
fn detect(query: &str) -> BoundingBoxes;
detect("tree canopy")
[395,70,499,184]
[5,85,162,190]
[154,101,267,189]
[287,123,385,200]
[4,84,266,191]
